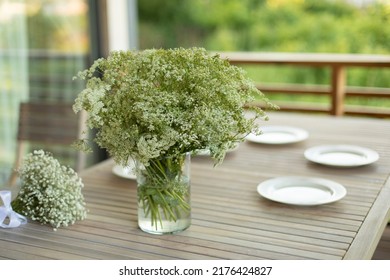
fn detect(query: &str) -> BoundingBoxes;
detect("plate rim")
[304,144,379,167]
[245,125,309,144]
[112,164,137,180]
[257,176,347,206]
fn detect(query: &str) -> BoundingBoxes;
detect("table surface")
[1,112,389,260]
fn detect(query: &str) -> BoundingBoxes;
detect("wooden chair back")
[7,102,87,186]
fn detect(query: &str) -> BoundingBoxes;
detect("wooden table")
[1,112,389,259]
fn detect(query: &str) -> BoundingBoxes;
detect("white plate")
[112,163,137,180]
[257,176,347,206]
[304,145,379,167]
[245,126,309,144]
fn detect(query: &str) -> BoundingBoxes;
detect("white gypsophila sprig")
[11,150,87,229]
[73,47,276,166]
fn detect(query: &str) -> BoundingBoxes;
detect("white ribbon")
[0,190,27,228]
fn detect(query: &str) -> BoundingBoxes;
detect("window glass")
[0,0,90,184]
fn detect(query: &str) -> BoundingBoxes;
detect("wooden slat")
[346,86,390,98]
[257,83,330,94]
[18,102,80,144]
[257,83,390,98]
[7,102,87,186]
[344,106,390,118]
[220,52,390,67]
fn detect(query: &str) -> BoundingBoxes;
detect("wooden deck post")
[330,65,346,116]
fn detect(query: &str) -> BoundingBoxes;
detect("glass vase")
[136,153,191,234]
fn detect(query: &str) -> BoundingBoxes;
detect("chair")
[7,102,87,187]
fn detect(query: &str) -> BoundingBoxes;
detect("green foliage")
[303,0,356,16]
[24,4,88,52]
[138,0,390,89]
[139,0,389,54]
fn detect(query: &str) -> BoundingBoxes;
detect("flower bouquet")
[73,47,275,234]
[11,150,87,229]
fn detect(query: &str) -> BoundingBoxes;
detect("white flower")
[73,47,277,166]
[11,150,88,229]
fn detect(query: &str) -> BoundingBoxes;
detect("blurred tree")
[138,0,389,54]
[138,0,390,87]
[27,8,57,49]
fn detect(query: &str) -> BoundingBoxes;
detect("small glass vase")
[136,153,191,234]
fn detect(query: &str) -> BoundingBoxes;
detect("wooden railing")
[5,50,389,117]
[220,52,390,117]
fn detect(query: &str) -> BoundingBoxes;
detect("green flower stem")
[138,155,190,230]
